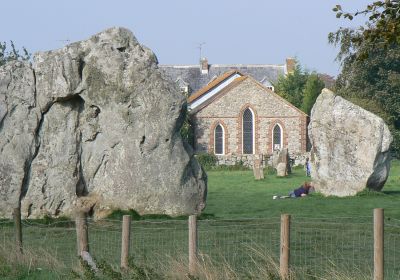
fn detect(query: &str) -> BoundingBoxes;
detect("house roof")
[188,70,308,117]
[160,63,285,94]
[188,70,242,103]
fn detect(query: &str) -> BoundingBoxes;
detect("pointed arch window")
[214,124,224,155]
[242,108,254,154]
[273,124,282,151]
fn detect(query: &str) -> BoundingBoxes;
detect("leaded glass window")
[243,108,253,154]
[273,124,282,151]
[214,124,224,154]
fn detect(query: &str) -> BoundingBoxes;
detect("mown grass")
[0,160,398,279]
[203,160,400,219]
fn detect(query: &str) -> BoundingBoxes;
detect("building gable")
[190,74,307,118]
[188,70,244,112]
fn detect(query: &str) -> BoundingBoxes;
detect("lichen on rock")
[308,88,392,196]
[0,27,207,218]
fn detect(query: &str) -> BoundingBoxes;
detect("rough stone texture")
[276,163,287,177]
[309,89,392,196]
[192,76,308,157]
[0,27,207,218]
[253,158,264,180]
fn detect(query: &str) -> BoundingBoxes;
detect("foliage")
[330,4,400,158]
[195,153,218,170]
[0,41,30,66]
[211,161,249,171]
[274,60,325,114]
[179,105,195,147]
[333,1,400,59]
[301,73,325,115]
[274,61,308,109]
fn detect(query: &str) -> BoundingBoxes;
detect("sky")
[1,0,372,77]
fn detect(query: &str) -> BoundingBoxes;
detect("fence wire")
[0,215,399,279]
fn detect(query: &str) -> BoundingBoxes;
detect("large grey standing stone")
[309,89,392,196]
[0,62,40,215]
[0,27,207,218]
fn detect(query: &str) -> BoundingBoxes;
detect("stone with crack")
[308,88,392,196]
[0,27,207,218]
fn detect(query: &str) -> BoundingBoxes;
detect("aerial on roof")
[160,57,295,95]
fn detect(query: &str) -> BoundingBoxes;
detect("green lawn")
[203,160,400,220]
[1,160,399,279]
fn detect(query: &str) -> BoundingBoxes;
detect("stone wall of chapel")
[191,78,307,156]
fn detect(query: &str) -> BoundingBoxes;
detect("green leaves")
[274,60,325,114]
[333,1,400,53]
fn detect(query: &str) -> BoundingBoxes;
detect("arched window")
[242,108,254,154]
[214,124,224,155]
[273,124,282,151]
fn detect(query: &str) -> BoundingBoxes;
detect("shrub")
[195,153,218,170]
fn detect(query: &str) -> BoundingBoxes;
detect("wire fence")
[0,215,399,279]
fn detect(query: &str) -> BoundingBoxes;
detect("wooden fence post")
[13,208,23,254]
[188,215,198,275]
[120,215,131,269]
[280,214,290,280]
[374,208,384,280]
[75,211,89,256]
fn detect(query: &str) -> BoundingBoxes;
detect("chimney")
[285,57,296,74]
[200,57,209,74]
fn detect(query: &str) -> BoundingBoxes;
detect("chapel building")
[160,58,308,165]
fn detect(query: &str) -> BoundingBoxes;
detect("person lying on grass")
[273,181,314,199]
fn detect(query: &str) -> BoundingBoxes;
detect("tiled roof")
[187,70,241,103]
[189,75,248,114]
[187,71,308,117]
[160,63,285,94]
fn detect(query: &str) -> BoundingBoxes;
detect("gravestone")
[275,148,291,176]
[253,157,264,180]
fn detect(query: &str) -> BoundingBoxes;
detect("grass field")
[0,160,399,279]
[203,160,400,220]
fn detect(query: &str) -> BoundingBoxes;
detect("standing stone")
[276,163,287,177]
[309,89,392,196]
[0,27,207,218]
[274,148,290,176]
[253,157,264,180]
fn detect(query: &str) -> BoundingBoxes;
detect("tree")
[274,62,308,109]
[301,74,325,115]
[0,41,30,66]
[330,2,400,157]
[333,1,400,59]
[274,61,325,114]
[180,105,195,147]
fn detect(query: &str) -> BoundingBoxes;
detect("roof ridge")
[248,76,308,117]
[189,76,248,114]
[188,70,242,103]
[159,64,285,68]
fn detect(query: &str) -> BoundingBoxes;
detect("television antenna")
[197,42,206,61]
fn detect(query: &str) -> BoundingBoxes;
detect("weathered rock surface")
[273,148,291,177]
[276,163,287,177]
[309,89,392,196]
[0,27,207,218]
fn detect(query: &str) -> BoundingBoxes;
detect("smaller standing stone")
[276,163,287,177]
[253,157,264,180]
[274,148,291,176]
